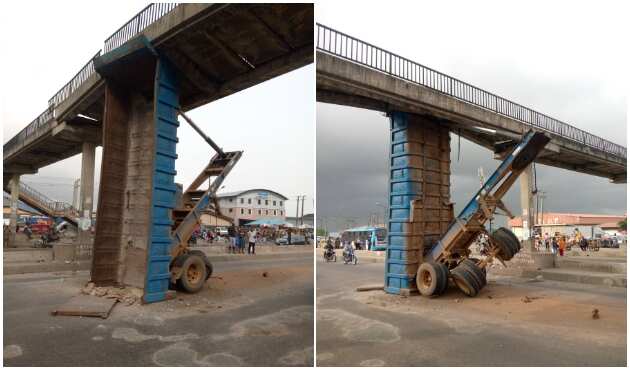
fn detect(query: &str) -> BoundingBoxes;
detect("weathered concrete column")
[519,164,535,252]
[9,174,20,246]
[78,142,96,256]
[385,112,452,295]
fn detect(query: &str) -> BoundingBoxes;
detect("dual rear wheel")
[417,259,487,298]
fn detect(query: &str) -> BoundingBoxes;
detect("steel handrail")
[5,3,181,158]
[316,23,626,159]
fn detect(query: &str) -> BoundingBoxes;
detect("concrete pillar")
[519,164,535,252]
[9,174,20,246]
[78,142,96,257]
[385,112,451,295]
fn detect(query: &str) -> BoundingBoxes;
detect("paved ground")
[316,260,626,366]
[3,255,314,366]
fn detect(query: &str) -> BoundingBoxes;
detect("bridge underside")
[316,52,626,183]
[4,3,313,177]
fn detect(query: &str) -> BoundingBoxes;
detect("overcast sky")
[316,0,628,232]
[1,2,314,217]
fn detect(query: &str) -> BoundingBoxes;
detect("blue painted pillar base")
[384,111,452,296]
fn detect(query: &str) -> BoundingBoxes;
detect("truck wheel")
[491,228,519,261]
[499,227,521,255]
[416,262,448,296]
[176,254,207,293]
[436,263,450,295]
[451,264,481,297]
[459,259,487,287]
[188,250,213,280]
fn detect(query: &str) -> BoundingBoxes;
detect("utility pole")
[300,195,305,226]
[295,196,300,226]
[539,191,546,226]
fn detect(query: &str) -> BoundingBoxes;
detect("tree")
[316,228,328,237]
[618,218,627,231]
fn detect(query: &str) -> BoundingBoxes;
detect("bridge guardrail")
[20,182,78,219]
[104,3,178,53]
[5,3,181,160]
[316,24,626,159]
[48,50,102,108]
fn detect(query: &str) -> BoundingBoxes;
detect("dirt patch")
[353,281,626,348]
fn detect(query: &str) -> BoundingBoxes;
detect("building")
[216,189,288,226]
[509,212,626,239]
[3,192,41,224]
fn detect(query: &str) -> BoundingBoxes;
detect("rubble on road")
[80,282,143,306]
[356,284,384,292]
[592,308,600,319]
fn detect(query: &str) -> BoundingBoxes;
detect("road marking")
[318,309,400,343]
[279,346,314,366]
[3,345,23,360]
[112,327,199,343]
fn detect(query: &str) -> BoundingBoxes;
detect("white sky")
[1,1,315,217]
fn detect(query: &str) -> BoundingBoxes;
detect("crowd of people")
[194,225,309,255]
[535,228,589,256]
[321,236,373,251]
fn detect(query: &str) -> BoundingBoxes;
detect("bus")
[341,226,387,251]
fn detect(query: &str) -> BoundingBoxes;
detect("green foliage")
[316,228,328,237]
[618,218,627,231]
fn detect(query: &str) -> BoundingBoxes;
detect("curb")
[3,251,312,275]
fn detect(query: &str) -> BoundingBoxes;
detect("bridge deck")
[4,3,313,174]
[315,25,625,183]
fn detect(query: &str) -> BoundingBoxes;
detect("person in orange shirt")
[558,236,566,257]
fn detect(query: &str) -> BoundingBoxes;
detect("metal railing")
[5,3,181,159]
[316,24,626,159]
[104,3,178,53]
[48,50,101,107]
[20,182,78,219]
[3,107,55,159]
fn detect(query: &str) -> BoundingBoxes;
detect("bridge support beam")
[385,111,452,295]
[519,164,535,252]
[92,51,179,303]
[8,174,20,246]
[77,142,96,258]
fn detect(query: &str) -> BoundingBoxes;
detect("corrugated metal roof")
[216,188,289,200]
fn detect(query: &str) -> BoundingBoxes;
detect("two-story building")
[216,189,288,226]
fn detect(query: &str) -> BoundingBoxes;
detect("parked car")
[275,234,307,245]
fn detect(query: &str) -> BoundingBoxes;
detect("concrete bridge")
[315,24,626,295]
[316,24,626,183]
[3,3,313,302]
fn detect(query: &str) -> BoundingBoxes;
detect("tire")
[451,264,481,297]
[176,254,207,293]
[435,262,450,295]
[492,228,519,261]
[459,259,487,287]
[416,262,448,297]
[188,250,213,280]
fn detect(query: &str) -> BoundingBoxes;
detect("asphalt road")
[3,255,314,366]
[316,259,626,366]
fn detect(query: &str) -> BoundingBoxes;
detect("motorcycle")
[323,247,336,262]
[342,249,357,265]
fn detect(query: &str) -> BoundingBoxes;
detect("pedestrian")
[248,229,257,254]
[558,236,566,257]
[543,233,550,251]
[228,225,236,253]
[551,237,559,255]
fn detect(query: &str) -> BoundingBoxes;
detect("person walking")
[551,237,559,255]
[558,236,566,257]
[228,225,236,254]
[248,229,257,255]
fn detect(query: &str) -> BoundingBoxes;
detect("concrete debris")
[521,296,532,303]
[592,308,600,319]
[356,284,384,292]
[454,299,461,303]
[487,295,493,299]
[80,282,142,306]
[262,272,269,278]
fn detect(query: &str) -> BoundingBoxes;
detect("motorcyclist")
[342,241,354,263]
[324,238,335,259]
